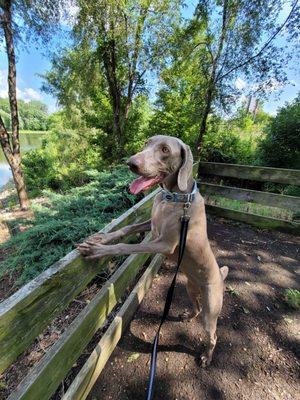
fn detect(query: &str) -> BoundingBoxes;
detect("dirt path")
[88,217,300,400]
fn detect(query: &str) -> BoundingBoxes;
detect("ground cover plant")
[0,166,136,284]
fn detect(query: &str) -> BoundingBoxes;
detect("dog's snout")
[126,158,139,172]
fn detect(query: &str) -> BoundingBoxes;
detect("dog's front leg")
[78,238,174,260]
[82,219,152,245]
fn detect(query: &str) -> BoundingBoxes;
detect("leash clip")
[182,201,191,222]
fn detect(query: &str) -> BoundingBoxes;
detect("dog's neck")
[161,171,194,193]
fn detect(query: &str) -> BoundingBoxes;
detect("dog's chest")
[151,199,179,239]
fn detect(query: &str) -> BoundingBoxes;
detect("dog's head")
[127,135,193,195]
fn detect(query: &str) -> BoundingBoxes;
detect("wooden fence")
[0,162,299,400]
[198,162,300,235]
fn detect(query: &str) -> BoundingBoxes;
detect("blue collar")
[161,181,198,203]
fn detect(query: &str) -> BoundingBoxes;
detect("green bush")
[200,122,256,164]
[284,288,300,310]
[22,127,102,193]
[0,166,137,284]
[257,95,300,169]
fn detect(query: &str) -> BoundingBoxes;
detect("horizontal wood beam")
[8,236,154,400]
[206,205,300,235]
[63,254,164,400]
[199,182,300,212]
[0,188,159,374]
[199,162,300,186]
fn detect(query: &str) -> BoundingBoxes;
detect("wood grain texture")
[199,182,300,211]
[199,162,300,185]
[63,254,164,400]
[8,235,153,400]
[0,188,159,374]
[206,205,300,235]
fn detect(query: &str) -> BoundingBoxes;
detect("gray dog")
[78,135,228,366]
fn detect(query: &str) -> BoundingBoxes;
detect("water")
[0,133,45,188]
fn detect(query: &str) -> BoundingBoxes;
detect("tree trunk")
[0,0,30,210]
[10,155,29,209]
[194,86,213,155]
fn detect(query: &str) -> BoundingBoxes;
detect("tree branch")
[217,0,299,82]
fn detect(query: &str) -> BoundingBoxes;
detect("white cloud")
[235,77,247,90]
[21,87,42,101]
[0,69,42,102]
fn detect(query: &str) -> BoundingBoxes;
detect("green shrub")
[200,127,255,164]
[257,95,300,169]
[284,288,300,310]
[0,166,137,284]
[22,127,102,193]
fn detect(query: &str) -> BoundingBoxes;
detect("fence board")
[8,235,153,400]
[206,205,300,235]
[0,188,159,374]
[199,162,300,185]
[63,254,163,400]
[199,182,300,212]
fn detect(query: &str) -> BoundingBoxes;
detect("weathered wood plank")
[199,162,300,185]
[206,205,300,235]
[199,182,300,212]
[0,188,159,374]
[63,254,164,400]
[8,235,153,400]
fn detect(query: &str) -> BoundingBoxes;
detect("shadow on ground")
[88,216,300,400]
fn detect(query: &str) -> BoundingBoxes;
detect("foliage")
[0,98,49,131]
[22,127,102,193]
[1,0,69,47]
[181,0,300,152]
[200,125,255,164]
[0,166,137,284]
[257,95,300,170]
[42,0,181,161]
[284,288,300,310]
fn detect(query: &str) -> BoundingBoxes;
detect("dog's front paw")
[77,242,109,259]
[86,233,112,245]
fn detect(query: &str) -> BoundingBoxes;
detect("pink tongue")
[130,175,163,195]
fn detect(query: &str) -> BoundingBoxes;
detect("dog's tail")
[220,266,229,281]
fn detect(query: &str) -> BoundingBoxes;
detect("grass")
[205,195,294,220]
[284,288,300,310]
[0,166,137,284]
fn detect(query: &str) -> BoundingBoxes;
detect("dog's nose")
[126,159,139,172]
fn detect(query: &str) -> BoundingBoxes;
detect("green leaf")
[127,353,140,363]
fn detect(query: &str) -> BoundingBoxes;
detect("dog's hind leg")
[199,283,224,367]
[180,279,202,322]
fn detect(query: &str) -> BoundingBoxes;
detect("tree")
[0,98,49,130]
[258,94,300,169]
[44,0,181,160]
[0,0,65,209]
[149,17,210,147]
[190,0,299,159]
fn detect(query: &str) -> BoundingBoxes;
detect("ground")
[88,217,300,400]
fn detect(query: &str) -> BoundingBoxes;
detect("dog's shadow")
[118,311,204,361]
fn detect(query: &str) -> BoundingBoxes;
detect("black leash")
[146,205,191,400]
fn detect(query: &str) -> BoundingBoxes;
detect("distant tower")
[245,96,259,119]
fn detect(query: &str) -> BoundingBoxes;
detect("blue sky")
[0,1,299,116]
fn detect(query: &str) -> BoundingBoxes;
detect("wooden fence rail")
[198,162,300,235]
[0,161,299,400]
[0,188,159,375]
[200,162,300,185]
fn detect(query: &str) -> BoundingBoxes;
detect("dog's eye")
[162,146,169,154]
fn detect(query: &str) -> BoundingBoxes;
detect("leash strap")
[146,214,190,400]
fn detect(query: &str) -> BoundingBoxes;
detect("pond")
[0,132,45,188]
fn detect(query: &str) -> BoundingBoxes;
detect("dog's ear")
[177,143,193,192]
